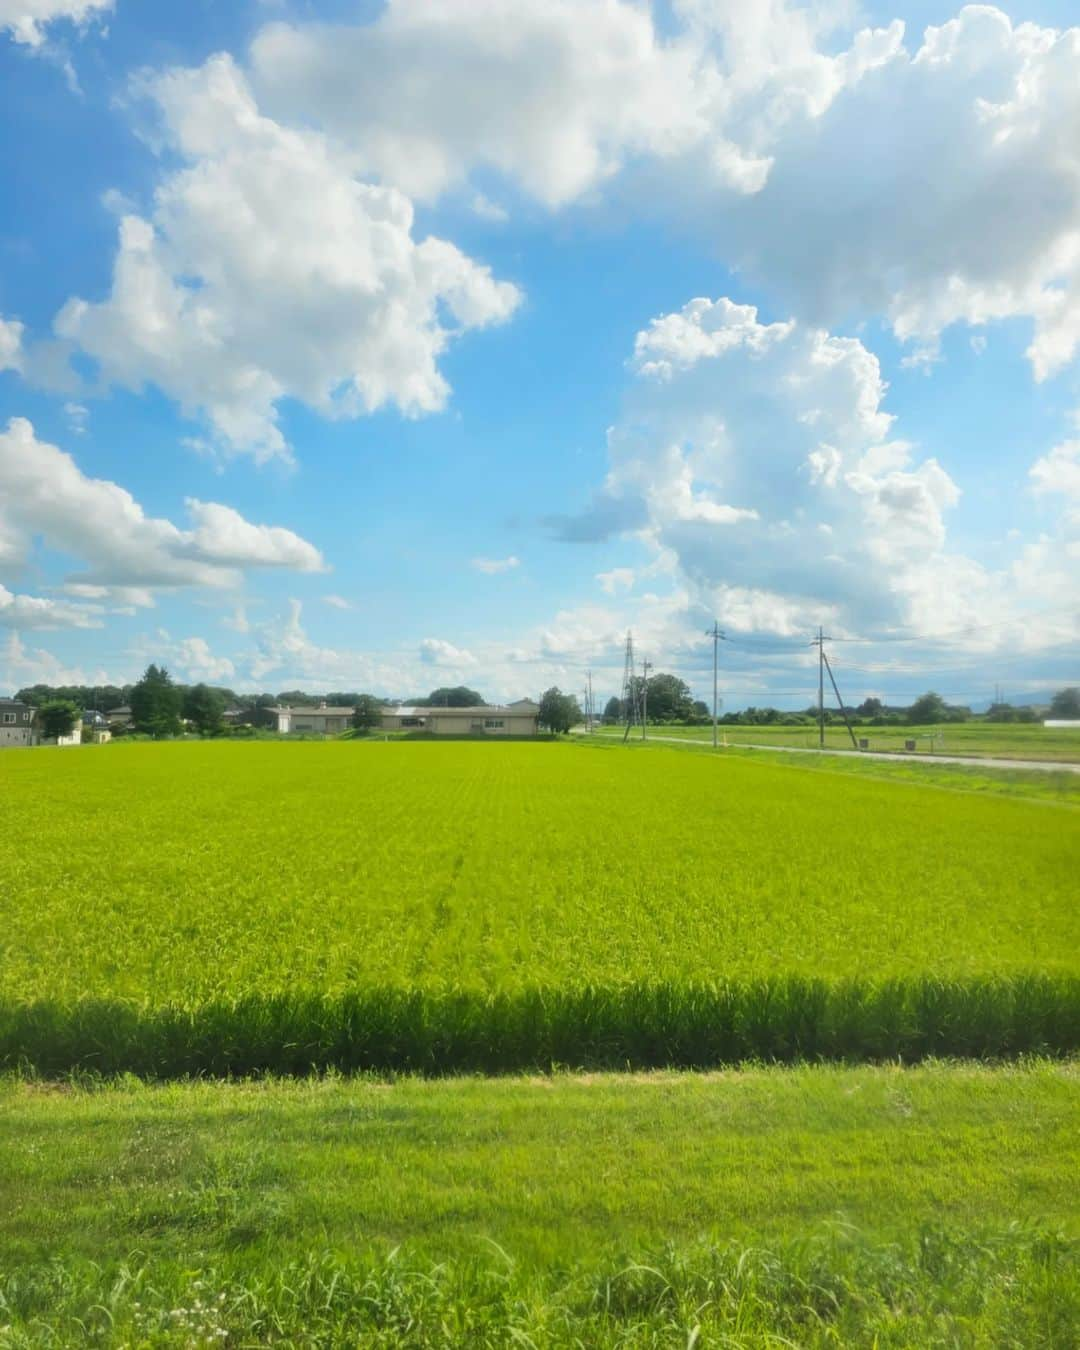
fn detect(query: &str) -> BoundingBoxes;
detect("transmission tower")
[620,630,639,741]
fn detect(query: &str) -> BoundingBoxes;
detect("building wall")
[0,726,35,747]
[387,713,537,736]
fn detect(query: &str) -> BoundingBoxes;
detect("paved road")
[586,731,1080,775]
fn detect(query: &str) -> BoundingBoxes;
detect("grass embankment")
[588,732,1080,805]
[1,1063,1077,1344]
[2,741,1077,1073]
[596,720,1080,761]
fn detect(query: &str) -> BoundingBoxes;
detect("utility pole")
[588,670,594,734]
[811,628,858,750]
[706,622,725,749]
[641,658,652,741]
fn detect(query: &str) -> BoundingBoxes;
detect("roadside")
[581,727,1080,774]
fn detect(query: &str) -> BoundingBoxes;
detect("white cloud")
[322,594,352,610]
[419,637,477,667]
[564,294,1079,649]
[1031,439,1080,505]
[55,54,521,461]
[0,0,110,48]
[470,555,520,574]
[251,0,708,208]
[0,317,23,371]
[173,636,235,684]
[597,567,635,595]
[0,584,103,630]
[63,400,89,434]
[248,3,1080,377]
[0,417,325,601]
[0,632,95,689]
[470,193,509,224]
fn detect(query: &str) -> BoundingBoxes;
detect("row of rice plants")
[3,975,1077,1076]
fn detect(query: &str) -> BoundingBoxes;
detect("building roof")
[272,705,355,716]
[383,702,538,717]
[0,698,30,708]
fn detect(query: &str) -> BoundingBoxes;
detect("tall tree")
[38,699,79,739]
[643,672,694,722]
[352,694,384,732]
[1049,687,1080,719]
[184,683,227,735]
[908,691,948,725]
[602,695,622,723]
[423,686,484,707]
[131,665,183,737]
[538,687,580,734]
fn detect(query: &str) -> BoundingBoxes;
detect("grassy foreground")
[2,740,1077,1073]
[1,1062,1077,1345]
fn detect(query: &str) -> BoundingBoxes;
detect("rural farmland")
[1,737,1078,1344]
[2,739,1077,1073]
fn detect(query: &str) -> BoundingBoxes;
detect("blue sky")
[0,0,1077,710]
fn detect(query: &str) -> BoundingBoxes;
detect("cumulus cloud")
[250,0,708,208]
[55,54,521,461]
[0,0,110,47]
[419,637,477,667]
[0,417,325,601]
[566,295,1078,648]
[0,584,103,630]
[322,594,352,610]
[173,636,235,684]
[471,555,520,574]
[247,3,1080,378]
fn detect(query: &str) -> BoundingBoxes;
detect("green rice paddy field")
[2,738,1077,1074]
[3,740,1079,1344]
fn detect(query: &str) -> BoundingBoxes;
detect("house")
[267,701,355,734]
[380,699,540,736]
[107,705,133,727]
[82,711,111,744]
[0,698,36,747]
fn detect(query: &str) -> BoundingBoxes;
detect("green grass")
[599,719,1080,761]
[2,740,1078,1073]
[591,732,1080,805]
[1,1063,1077,1344]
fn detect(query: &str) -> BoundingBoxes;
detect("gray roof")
[274,705,355,716]
[383,702,538,717]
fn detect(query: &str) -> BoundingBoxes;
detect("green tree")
[643,672,694,722]
[38,699,79,739]
[183,683,227,735]
[908,691,948,725]
[1049,687,1080,719]
[538,687,580,734]
[131,665,183,737]
[602,695,622,724]
[352,694,384,733]
[858,697,884,717]
[423,686,484,707]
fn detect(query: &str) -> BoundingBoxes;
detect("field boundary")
[3,975,1077,1077]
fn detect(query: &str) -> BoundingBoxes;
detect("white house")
[267,702,355,734]
[380,699,540,736]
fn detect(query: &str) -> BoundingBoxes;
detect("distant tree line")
[13,672,1078,738]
